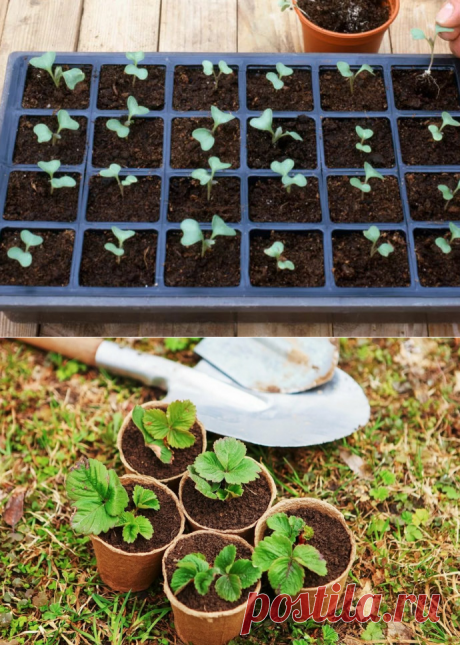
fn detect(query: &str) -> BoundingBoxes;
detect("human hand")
[437,1,460,56]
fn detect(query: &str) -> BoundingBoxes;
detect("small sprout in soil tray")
[435,222,460,254]
[278,0,309,18]
[107,96,149,138]
[180,215,236,257]
[438,180,460,210]
[363,226,394,258]
[355,126,374,154]
[104,226,135,263]
[250,109,303,146]
[99,163,138,197]
[350,162,384,194]
[411,24,455,77]
[37,160,76,195]
[124,51,148,85]
[428,112,460,142]
[264,241,295,271]
[270,159,307,193]
[266,63,294,90]
[33,109,80,145]
[202,60,233,89]
[336,62,375,94]
[192,106,235,151]
[7,230,43,268]
[191,156,232,201]
[29,51,85,90]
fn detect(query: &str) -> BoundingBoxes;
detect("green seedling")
[33,109,80,145]
[107,96,149,138]
[37,160,76,195]
[270,159,307,193]
[278,0,309,19]
[428,112,460,142]
[7,230,43,268]
[124,51,148,84]
[29,52,85,90]
[99,164,138,197]
[411,24,455,77]
[192,106,235,151]
[191,156,232,201]
[336,62,375,94]
[435,222,460,254]
[202,60,233,89]
[350,162,384,194]
[250,108,303,145]
[104,226,135,262]
[363,226,394,258]
[356,125,374,154]
[266,63,294,90]
[264,241,295,271]
[180,215,236,257]
[120,485,159,543]
[438,180,460,210]
[188,436,261,501]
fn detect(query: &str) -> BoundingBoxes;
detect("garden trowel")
[17,338,370,448]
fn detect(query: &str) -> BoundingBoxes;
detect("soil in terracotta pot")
[247,116,316,170]
[323,118,395,169]
[250,232,325,288]
[246,68,313,112]
[168,177,240,222]
[173,66,239,112]
[165,533,258,612]
[14,116,87,166]
[249,177,321,223]
[0,229,74,286]
[100,482,181,553]
[4,172,80,222]
[79,230,157,287]
[92,118,164,168]
[320,68,387,112]
[170,118,240,169]
[328,175,403,223]
[121,417,204,480]
[164,233,241,287]
[406,173,460,222]
[392,69,460,111]
[97,65,165,110]
[415,230,460,287]
[86,176,161,222]
[333,231,410,287]
[22,65,92,109]
[182,473,272,531]
[399,118,460,166]
[296,0,390,34]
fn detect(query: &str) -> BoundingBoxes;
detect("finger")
[450,35,460,56]
[439,26,460,40]
[436,1,460,28]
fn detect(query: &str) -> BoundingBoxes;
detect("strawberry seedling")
[29,52,86,90]
[336,62,375,94]
[124,51,148,84]
[104,226,135,262]
[7,230,43,268]
[428,112,460,142]
[264,241,295,271]
[411,24,455,78]
[266,63,294,90]
[350,162,384,194]
[192,106,236,151]
[435,222,460,254]
[107,96,149,138]
[191,156,232,201]
[250,109,303,145]
[180,215,236,257]
[355,125,374,154]
[202,60,233,89]
[33,110,80,145]
[438,180,460,210]
[99,164,138,197]
[270,159,306,193]
[37,160,76,195]
[363,226,394,258]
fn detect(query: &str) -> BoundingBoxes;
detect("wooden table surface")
[0,0,457,338]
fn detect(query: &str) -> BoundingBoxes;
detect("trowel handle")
[17,338,104,366]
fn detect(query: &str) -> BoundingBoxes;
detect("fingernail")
[437,2,454,24]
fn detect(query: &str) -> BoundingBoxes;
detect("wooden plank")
[237,322,332,337]
[429,323,460,337]
[0,315,37,338]
[0,1,9,46]
[333,323,428,337]
[238,0,303,52]
[390,0,451,54]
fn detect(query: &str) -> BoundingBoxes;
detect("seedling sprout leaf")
[29,51,56,73]
[7,247,32,268]
[202,60,214,76]
[276,62,293,77]
[127,95,149,119]
[271,159,295,176]
[21,230,43,248]
[293,544,327,576]
[209,157,231,173]
[250,108,274,132]
[34,124,53,143]
[442,112,460,128]
[436,238,452,254]
[191,169,212,185]
[51,176,76,189]
[278,260,295,270]
[62,68,85,90]
[211,105,235,128]
[192,128,215,151]
[142,400,196,450]
[214,544,236,574]
[211,215,236,239]
[181,219,204,247]
[438,184,455,200]
[411,28,427,40]
[57,110,80,131]
[218,61,233,75]
[126,51,145,65]
[266,72,284,90]
[337,61,353,78]
[429,125,443,141]
[121,176,138,187]
[121,511,153,543]
[365,162,384,182]
[125,64,148,80]
[450,222,460,240]
[350,177,371,193]
[132,485,160,510]
[363,226,380,244]
[265,241,284,258]
[100,164,122,179]
[107,119,130,138]
[38,160,61,178]
[378,243,394,258]
[104,243,124,257]
[112,227,135,245]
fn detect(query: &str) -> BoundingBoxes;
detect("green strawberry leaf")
[132,485,160,510]
[293,544,328,576]
[215,573,242,602]
[268,556,304,596]
[214,544,236,574]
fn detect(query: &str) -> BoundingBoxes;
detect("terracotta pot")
[294,0,400,53]
[117,400,207,492]
[163,531,261,645]
[179,460,277,543]
[254,497,356,613]
[90,474,185,592]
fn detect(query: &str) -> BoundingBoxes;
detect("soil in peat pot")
[165,533,258,612]
[0,229,74,286]
[250,232,325,288]
[173,66,239,112]
[92,118,163,168]
[4,172,80,222]
[22,65,92,109]
[328,176,403,223]
[247,116,316,170]
[100,483,182,554]
[392,69,460,111]
[296,0,390,34]
[323,118,395,169]
[13,116,87,166]
[79,230,157,287]
[121,419,204,480]
[168,177,240,223]
[97,66,165,110]
[406,173,460,221]
[247,68,313,112]
[164,233,241,287]
[86,176,161,222]
[170,118,240,169]
[415,231,460,287]
[399,118,460,167]
[320,68,387,112]
[249,177,321,223]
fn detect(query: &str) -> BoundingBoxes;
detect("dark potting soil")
[79,230,157,287]
[4,172,80,222]
[297,0,390,34]
[249,177,321,223]
[246,68,313,112]
[0,229,74,286]
[164,233,241,287]
[327,175,403,223]
[415,230,460,287]
[168,177,241,223]
[320,68,387,112]
[170,118,240,169]
[92,118,163,169]
[121,418,204,480]
[392,69,460,111]
[323,118,395,168]
[100,482,181,553]
[165,532,258,612]
[250,232,325,288]
[247,116,316,170]
[97,65,165,110]
[22,65,92,109]
[406,173,460,222]
[333,231,410,287]
[399,118,460,167]
[173,66,239,112]
[181,471,272,530]
[86,176,161,222]
[13,116,87,166]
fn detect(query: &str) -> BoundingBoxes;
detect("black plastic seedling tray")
[1,51,460,324]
